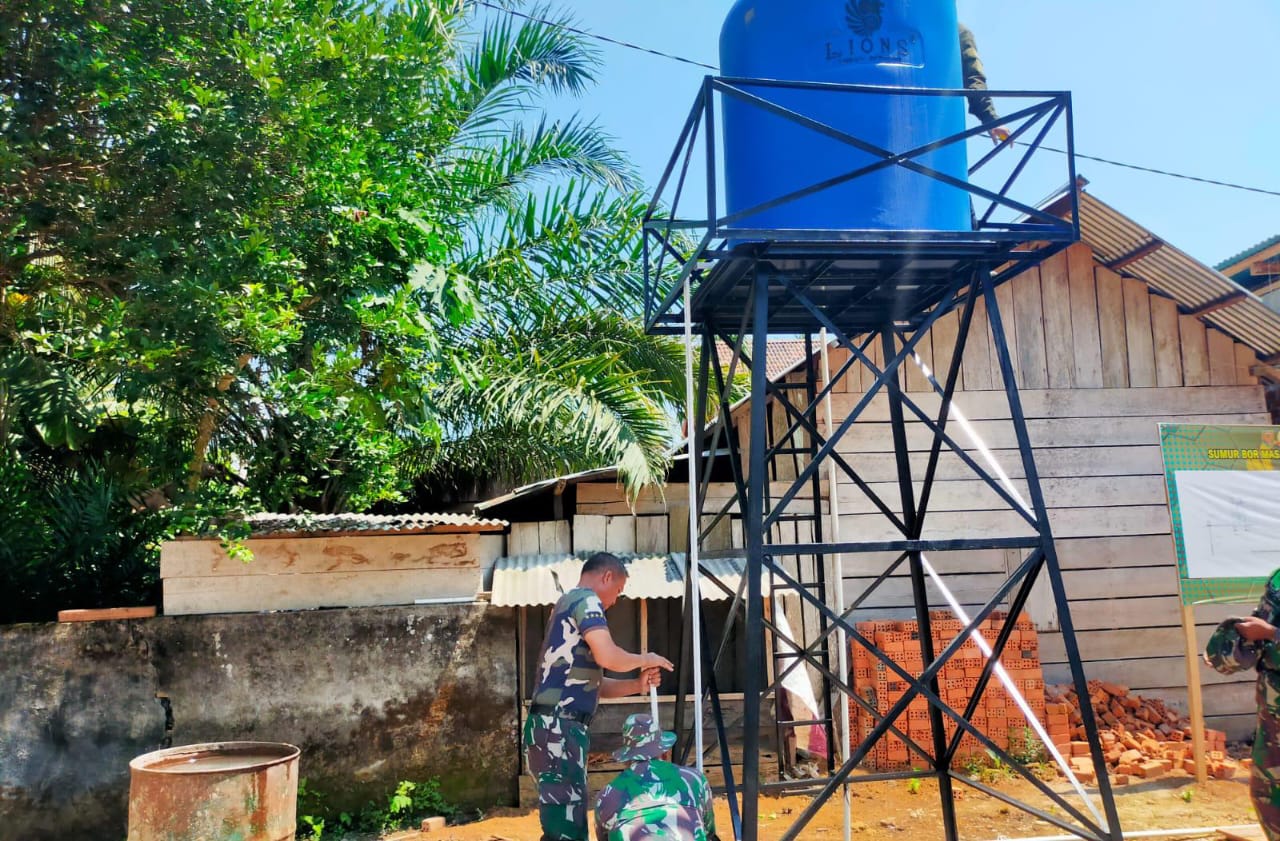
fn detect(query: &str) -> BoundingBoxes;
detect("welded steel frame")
[678,269,1125,841]
[642,76,1079,336]
[649,78,1123,841]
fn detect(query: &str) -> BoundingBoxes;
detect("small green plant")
[295,777,457,838]
[297,815,324,841]
[906,777,922,795]
[1180,789,1194,803]
[1007,727,1047,765]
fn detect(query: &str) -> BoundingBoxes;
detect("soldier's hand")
[1236,616,1276,642]
[989,126,1010,146]
[641,652,675,671]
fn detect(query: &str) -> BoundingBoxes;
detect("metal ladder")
[759,334,838,783]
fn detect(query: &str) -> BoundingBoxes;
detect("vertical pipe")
[641,599,659,723]
[684,274,705,772]
[819,330,852,841]
[517,605,527,777]
[742,270,771,841]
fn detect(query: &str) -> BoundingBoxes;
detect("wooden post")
[640,598,650,654]
[1180,602,1208,784]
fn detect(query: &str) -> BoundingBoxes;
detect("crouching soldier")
[1204,568,1280,840]
[593,714,719,841]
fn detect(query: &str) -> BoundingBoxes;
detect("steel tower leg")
[982,270,1125,841]
[881,327,960,841]
[740,269,771,841]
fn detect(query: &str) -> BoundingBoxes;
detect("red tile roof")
[714,338,813,383]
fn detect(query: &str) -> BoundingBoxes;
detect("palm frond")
[418,311,690,494]
[461,182,649,320]
[461,4,600,99]
[444,117,636,212]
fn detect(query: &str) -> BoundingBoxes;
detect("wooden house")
[482,188,1280,741]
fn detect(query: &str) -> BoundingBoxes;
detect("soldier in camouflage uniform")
[525,553,673,841]
[594,714,719,841]
[1204,568,1280,840]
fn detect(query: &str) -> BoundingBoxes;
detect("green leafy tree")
[0,0,689,619]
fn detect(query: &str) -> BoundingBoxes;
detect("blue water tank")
[719,0,970,233]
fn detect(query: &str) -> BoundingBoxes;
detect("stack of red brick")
[1047,682,1239,783]
[849,611,1046,771]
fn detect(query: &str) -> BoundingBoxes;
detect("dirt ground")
[427,772,1257,841]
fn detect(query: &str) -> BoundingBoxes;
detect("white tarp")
[1174,469,1280,580]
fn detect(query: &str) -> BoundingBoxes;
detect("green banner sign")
[1160,423,1280,605]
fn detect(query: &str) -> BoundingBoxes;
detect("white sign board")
[1173,469,1280,580]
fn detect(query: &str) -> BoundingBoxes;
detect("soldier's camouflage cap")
[612,713,677,762]
[1204,618,1260,674]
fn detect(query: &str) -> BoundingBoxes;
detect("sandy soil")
[426,772,1257,841]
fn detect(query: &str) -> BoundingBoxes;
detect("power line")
[478,1,1280,200]
[474,1,718,71]
[1016,143,1280,199]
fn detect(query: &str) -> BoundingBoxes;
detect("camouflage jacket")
[959,23,999,124]
[1206,569,1280,681]
[594,759,717,841]
[531,587,610,717]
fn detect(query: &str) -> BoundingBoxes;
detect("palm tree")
[400,4,689,503]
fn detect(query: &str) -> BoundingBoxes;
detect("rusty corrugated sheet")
[490,552,773,607]
[1075,192,1280,356]
[238,511,507,537]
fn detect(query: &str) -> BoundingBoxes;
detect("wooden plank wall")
[811,242,1268,737]
[161,533,505,614]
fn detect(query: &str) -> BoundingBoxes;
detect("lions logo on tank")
[846,0,884,36]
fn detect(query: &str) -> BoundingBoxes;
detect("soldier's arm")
[600,676,644,698]
[595,784,619,841]
[584,627,674,674]
[700,774,717,837]
[958,23,1000,124]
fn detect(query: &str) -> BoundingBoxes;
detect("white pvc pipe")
[979,825,1257,841]
[683,275,705,772]
[819,331,852,841]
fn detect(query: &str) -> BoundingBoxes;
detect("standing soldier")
[594,713,719,841]
[525,552,674,841]
[1204,568,1280,840]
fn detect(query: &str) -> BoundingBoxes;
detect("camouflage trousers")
[1253,679,1280,841]
[524,712,591,841]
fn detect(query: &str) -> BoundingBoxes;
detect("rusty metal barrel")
[127,741,301,841]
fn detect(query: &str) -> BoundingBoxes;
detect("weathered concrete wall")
[0,604,518,841]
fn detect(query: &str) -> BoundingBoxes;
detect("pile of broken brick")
[1047,680,1242,784]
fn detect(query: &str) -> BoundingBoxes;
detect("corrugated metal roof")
[240,511,507,537]
[490,552,776,607]
[474,466,620,512]
[1216,233,1280,273]
[1073,191,1280,356]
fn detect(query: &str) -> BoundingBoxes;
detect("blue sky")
[504,1,1279,267]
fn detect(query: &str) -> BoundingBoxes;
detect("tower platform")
[668,236,1068,336]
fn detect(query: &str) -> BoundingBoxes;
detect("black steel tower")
[647,78,1124,841]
